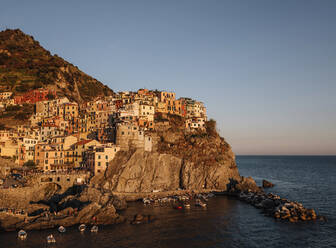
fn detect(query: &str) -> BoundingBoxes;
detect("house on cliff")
[85,144,120,175]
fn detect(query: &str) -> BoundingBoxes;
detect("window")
[98,162,101,166]
[105,155,108,159]
[106,162,108,166]
[98,155,101,159]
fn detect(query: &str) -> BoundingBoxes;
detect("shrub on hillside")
[23,160,36,168]
[205,119,217,137]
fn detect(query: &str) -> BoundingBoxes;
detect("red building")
[14,89,56,105]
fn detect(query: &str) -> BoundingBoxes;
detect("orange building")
[14,89,56,104]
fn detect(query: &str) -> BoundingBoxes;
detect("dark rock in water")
[262,180,275,188]
[111,196,127,210]
[227,177,261,194]
[130,214,154,225]
[317,215,327,222]
[261,199,275,209]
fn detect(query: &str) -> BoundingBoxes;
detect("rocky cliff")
[97,118,242,193]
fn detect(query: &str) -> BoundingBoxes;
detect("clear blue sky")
[1,0,335,155]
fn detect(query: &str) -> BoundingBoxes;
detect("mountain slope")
[0,29,113,102]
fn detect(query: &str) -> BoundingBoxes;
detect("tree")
[23,160,36,168]
[46,92,55,100]
[205,119,218,137]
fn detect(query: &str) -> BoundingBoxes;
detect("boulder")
[262,180,274,188]
[130,214,154,225]
[261,199,276,209]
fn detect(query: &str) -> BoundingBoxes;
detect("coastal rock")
[130,214,154,225]
[101,149,240,193]
[262,180,275,188]
[261,199,276,209]
[228,176,261,194]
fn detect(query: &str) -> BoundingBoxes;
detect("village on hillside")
[0,88,207,187]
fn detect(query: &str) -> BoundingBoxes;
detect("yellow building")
[86,144,120,175]
[62,102,79,120]
[71,139,100,168]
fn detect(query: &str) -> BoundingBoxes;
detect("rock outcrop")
[99,149,240,193]
[0,185,126,231]
[97,119,242,193]
[262,179,275,188]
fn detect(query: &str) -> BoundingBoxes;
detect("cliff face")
[0,29,113,102]
[100,150,239,193]
[99,120,241,193]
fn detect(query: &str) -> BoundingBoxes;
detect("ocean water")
[0,156,335,248]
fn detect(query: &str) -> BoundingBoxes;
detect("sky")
[1,0,335,155]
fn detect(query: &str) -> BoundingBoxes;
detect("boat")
[184,203,191,209]
[18,230,27,240]
[46,234,56,243]
[207,193,215,198]
[90,225,98,232]
[143,198,151,204]
[58,225,66,233]
[195,199,207,208]
[78,224,86,232]
[173,205,183,210]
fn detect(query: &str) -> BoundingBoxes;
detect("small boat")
[184,203,191,209]
[207,193,215,198]
[172,204,183,210]
[143,198,151,204]
[46,234,56,243]
[90,225,98,232]
[195,199,207,208]
[58,225,66,233]
[18,230,27,240]
[78,224,86,232]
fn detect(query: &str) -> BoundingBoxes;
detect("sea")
[0,156,335,248]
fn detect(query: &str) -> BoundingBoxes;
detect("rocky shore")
[0,174,325,232]
[227,178,326,223]
[0,186,125,231]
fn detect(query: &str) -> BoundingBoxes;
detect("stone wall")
[0,172,90,208]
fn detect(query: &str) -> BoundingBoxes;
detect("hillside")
[0,29,113,102]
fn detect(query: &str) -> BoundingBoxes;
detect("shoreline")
[111,189,220,202]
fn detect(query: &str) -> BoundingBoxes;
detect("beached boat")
[58,225,66,233]
[91,225,98,232]
[18,230,27,240]
[143,198,151,204]
[184,203,191,209]
[195,199,207,208]
[46,234,56,243]
[79,224,86,232]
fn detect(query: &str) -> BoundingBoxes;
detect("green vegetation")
[1,104,33,120]
[23,160,36,167]
[205,119,217,137]
[0,28,114,102]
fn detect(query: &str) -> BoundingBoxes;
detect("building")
[62,102,79,120]
[0,92,12,100]
[14,89,56,105]
[71,139,101,168]
[85,144,120,175]
[186,117,206,130]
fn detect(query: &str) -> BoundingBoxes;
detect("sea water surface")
[0,156,335,248]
